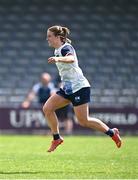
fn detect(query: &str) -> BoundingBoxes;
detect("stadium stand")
[0,0,138,107]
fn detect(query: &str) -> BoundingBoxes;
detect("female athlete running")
[43,25,122,152]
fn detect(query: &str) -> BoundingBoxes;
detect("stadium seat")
[0,0,137,107]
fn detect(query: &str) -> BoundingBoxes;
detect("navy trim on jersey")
[61,45,74,56]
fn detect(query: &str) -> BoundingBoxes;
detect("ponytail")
[48,25,72,44]
[66,38,71,44]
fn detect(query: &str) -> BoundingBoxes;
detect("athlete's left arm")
[48,55,75,64]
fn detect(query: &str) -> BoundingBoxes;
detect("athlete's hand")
[48,57,58,63]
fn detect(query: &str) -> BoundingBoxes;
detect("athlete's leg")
[43,94,71,152]
[43,94,71,134]
[73,103,109,132]
[73,103,121,148]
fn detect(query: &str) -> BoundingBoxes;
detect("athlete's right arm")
[48,55,75,64]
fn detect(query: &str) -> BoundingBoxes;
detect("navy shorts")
[56,87,91,106]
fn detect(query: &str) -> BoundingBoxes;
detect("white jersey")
[54,42,90,94]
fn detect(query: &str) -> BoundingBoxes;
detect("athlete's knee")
[42,103,48,115]
[43,103,53,117]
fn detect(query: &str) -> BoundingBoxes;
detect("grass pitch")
[0,135,137,179]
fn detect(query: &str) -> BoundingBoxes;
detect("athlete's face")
[47,30,60,48]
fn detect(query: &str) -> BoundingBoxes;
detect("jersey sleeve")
[61,45,74,56]
[32,83,40,94]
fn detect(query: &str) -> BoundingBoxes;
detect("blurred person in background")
[22,72,73,135]
[22,72,55,108]
[43,25,122,152]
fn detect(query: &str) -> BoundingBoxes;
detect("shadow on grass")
[0,171,41,174]
[0,171,104,175]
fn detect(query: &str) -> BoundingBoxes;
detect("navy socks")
[53,130,114,140]
[53,133,60,140]
[105,129,114,137]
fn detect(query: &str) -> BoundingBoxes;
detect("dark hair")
[48,25,71,44]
